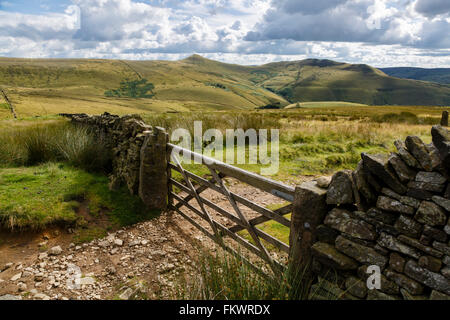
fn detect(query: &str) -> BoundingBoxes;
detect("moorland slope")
[0,55,449,118]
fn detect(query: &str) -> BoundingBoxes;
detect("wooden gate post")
[441,111,449,127]
[139,127,168,210]
[289,181,328,269]
[1,88,17,119]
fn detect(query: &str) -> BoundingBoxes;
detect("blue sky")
[0,0,449,67]
[0,0,72,14]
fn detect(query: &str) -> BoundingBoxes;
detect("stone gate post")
[139,127,168,210]
[289,181,328,268]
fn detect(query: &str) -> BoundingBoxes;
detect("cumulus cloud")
[247,0,410,43]
[245,0,450,49]
[72,0,170,42]
[0,0,448,67]
[280,0,349,15]
[415,0,450,17]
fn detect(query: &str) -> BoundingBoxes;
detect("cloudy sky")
[0,0,449,67]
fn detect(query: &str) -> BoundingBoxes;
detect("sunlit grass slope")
[1,55,449,120]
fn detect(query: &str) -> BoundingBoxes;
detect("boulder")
[398,235,443,258]
[418,256,442,273]
[381,188,420,208]
[48,246,63,256]
[423,225,448,242]
[445,184,450,199]
[432,241,450,256]
[384,268,424,295]
[366,290,398,300]
[335,236,388,269]
[326,170,354,205]
[0,295,22,300]
[361,153,407,194]
[324,208,377,240]
[389,253,406,273]
[316,176,331,188]
[431,125,450,170]
[405,136,433,172]
[442,267,450,280]
[432,195,450,212]
[311,242,358,270]
[353,161,376,203]
[430,290,450,300]
[404,260,450,295]
[407,181,445,193]
[388,154,416,183]
[416,171,446,185]
[394,215,422,238]
[357,265,399,295]
[415,201,447,227]
[394,140,421,168]
[316,225,340,245]
[376,196,415,215]
[377,233,420,259]
[406,188,433,201]
[366,207,397,225]
[345,277,368,299]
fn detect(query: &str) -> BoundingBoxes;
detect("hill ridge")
[0,55,449,119]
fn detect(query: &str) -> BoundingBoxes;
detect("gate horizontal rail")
[167,143,294,276]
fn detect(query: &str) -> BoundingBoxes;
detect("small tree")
[105,79,155,98]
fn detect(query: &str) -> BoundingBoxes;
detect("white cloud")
[0,0,448,67]
[415,0,450,18]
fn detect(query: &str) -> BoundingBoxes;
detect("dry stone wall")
[60,113,167,209]
[293,125,450,300]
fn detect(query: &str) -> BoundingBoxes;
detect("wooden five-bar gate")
[166,143,296,276]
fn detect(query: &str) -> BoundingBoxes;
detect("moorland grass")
[0,121,156,231]
[175,249,316,300]
[0,120,112,172]
[0,162,157,231]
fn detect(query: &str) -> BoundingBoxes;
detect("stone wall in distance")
[61,112,152,198]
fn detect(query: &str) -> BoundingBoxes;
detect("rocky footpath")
[310,125,450,300]
[0,213,206,300]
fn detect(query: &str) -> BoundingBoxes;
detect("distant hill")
[245,59,450,106]
[380,67,450,85]
[0,55,449,118]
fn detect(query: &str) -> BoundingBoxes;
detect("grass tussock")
[142,112,281,138]
[175,250,314,300]
[0,121,112,172]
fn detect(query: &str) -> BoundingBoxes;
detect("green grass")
[285,101,368,109]
[0,162,158,231]
[175,250,314,300]
[0,120,112,172]
[73,228,109,244]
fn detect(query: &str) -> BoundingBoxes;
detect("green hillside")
[0,55,449,119]
[245,59,450,106]
[381,67,450,85]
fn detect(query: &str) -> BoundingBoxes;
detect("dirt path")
[0,178,312,300]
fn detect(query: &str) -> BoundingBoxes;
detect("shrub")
[105,78,155,98]
[372,112,419,124]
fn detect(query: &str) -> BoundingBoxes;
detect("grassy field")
[0,163,157,231]
[284,101,368,109]
[0,104,448,239]
[0,121,158,232]
[142,106,444,179]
